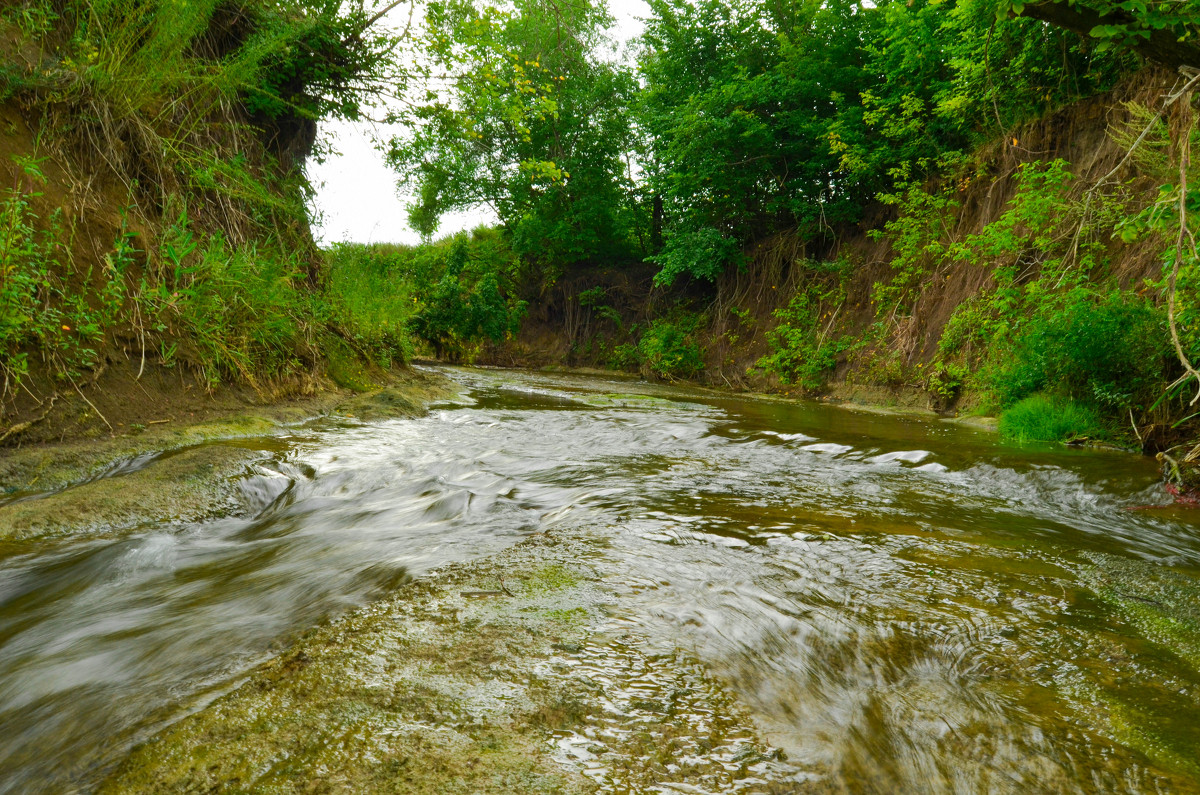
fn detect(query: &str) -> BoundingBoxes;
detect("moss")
[99,531,792,794]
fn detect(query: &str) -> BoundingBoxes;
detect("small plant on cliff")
[757,259,852,392]
[871,180,960,318]
[0,160,128,396]
[637,315,705,380]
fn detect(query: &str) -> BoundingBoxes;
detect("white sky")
[307,0,649,245]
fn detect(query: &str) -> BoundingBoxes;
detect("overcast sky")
[307,0,649,245]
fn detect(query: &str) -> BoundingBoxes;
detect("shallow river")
[2,367,1200,792]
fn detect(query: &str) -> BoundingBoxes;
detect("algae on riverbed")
[99,531,798,794]
[0,369,457,544]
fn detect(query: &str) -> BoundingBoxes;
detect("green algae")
[1070,552,1200,779]
[99,531,796,794]
[0,369,456,544]
[1081,552,1200,670]
[520,563,580,595]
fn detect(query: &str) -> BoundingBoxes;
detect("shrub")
[637,316,705,379]
[991,291,1168,410]
[998,394,1105,443]
[409,238,526,362]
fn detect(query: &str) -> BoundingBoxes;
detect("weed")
[998,394,1105,443]
[637,315,705,379]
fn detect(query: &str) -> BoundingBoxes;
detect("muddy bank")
[0,368,456,544]
[100,528,797,794]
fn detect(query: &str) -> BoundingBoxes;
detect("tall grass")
[321,244,416,368]
[998,394,1105,444]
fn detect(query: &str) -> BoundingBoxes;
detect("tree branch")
[1019,1,1200,70]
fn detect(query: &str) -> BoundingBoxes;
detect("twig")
[1069,68,1200,266]
[1165,69,1200,405]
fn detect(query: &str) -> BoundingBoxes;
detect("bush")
[998,394,1105,443]
[637,316,705,379]
[991,291,1168,410]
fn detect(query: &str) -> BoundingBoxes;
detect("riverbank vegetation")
[2,0,1200,463]
[0,0,409,438]
[349,0,1199,457]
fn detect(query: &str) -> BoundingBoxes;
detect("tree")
[1009,1,1200,70]
[387,0,641,276]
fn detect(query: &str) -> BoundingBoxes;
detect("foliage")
[637,0,1125,285]
[1003,0,1200,69]
[346,231,528,362]
[756,259,853,391]
[871,179,961,316]
[636,315,705,379]
[925,360,970,402]
[998,393,1106,443]
[135,218,313,390]
[388,0,641,271]
[991,290,1168,410]
[650,228,743,287]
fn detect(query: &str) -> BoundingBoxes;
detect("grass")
[998,394,1106,444]
[0,0,411,414]
[321,243,416,369]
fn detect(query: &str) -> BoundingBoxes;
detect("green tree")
[388,0,641,276]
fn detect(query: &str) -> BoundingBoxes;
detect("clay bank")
[2,366,1200,793]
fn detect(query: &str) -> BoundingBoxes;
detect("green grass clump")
[998,394,1105,443]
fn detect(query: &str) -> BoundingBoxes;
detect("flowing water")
[2,366,1200,792]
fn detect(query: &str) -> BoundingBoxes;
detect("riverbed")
[2,366,1199,792]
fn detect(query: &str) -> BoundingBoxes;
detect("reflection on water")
[2,365,1200,792]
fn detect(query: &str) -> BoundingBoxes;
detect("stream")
[2,366,1199,792]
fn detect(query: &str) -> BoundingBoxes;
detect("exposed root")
[0,393,58,444]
